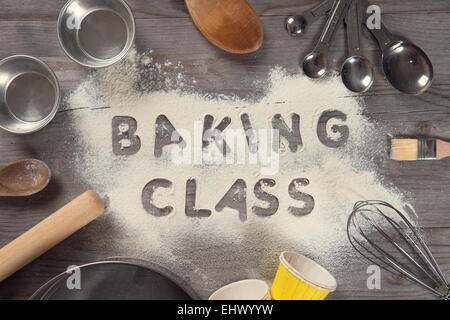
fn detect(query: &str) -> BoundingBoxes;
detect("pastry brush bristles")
[390,139,419,161]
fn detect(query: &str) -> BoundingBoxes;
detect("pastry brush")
[390,137,450,161]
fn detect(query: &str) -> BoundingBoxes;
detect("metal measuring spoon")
[361,0,433,94]
[302,0,351,79]
[341,0,374,92]
[285,0,333,36]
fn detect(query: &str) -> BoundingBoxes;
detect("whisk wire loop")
[347,200,450,299]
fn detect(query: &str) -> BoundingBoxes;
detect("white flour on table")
[65,48,410,292]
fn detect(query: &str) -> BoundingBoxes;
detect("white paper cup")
[209,279,271,300]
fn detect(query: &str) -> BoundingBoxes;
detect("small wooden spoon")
[0,159,51,197]
[185,0,263,54]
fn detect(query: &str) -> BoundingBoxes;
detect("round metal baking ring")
[30,257,199,300]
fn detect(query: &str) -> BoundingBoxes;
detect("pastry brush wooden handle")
[437,139,450,160]
[0,190,104,282]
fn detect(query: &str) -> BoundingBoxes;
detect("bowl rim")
[0,54,61,134]
[57,0,136,68]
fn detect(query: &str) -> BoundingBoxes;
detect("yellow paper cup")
[209,279,271,300]
[271,252,337,300]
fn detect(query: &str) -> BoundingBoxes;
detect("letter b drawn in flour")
[112,116,141,156]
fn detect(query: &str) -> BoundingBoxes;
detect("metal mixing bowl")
[0,55,60,134]
[57,0,136,68]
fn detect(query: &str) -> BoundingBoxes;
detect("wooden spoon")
[185,0,263,54]
[0,159,51,197]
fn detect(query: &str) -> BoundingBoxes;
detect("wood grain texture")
[0,0,449,300]
[1,0,449,19]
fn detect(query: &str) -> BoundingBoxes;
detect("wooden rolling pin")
[0,190,104,282]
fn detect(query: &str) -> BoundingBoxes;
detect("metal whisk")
[347,200,449,300]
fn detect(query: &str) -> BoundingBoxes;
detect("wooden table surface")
[0,0,449,300]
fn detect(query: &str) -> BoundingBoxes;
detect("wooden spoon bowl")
[0,159,51,197]
[185,0,263,54]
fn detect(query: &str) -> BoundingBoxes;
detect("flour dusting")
[64,48,410,294]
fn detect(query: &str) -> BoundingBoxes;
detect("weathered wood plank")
[0,13,449,94]
[0,225,448,299]
[1,0,449,20]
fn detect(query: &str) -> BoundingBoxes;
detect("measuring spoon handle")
[310,0,334,20]
[361,0,397,50]
[345,0,360,57]
[316,0,351,49]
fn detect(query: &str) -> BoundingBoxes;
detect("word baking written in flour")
[112,110,350,175]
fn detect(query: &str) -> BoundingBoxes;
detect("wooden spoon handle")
[0,190,104,282]
[437,139,450,160]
